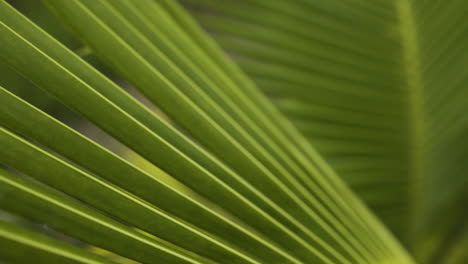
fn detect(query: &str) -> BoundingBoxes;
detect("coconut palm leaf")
[0,0,462,263]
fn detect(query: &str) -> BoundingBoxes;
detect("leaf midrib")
[396,0,426,248]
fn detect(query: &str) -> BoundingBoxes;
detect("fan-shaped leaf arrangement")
[0,0,465,264]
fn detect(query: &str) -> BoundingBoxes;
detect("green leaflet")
[0,168,213,264]
[41,0,376,262]
[0,87,259,263]
[0,1,320,262]
[0,216,116,264]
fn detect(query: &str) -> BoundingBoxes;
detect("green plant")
[0,0,465,263]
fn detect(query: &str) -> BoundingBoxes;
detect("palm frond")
[1,0,464,263]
